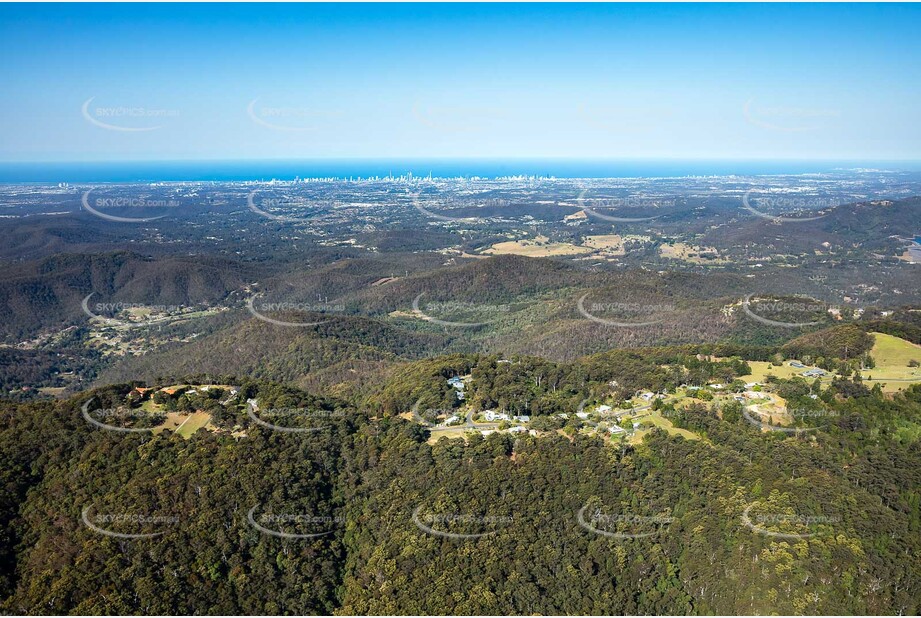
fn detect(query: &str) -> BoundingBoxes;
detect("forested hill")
[1,370,920,615]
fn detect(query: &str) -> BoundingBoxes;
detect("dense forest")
[1,187,920,614]
[1,348,919,614]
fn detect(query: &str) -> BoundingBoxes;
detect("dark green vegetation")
[2,182,920,400]
[1,179,919,614]
[8,252,909,401]
[1,351,919,615]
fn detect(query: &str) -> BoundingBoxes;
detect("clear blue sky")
[1,3,919,162]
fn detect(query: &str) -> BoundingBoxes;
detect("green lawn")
[740,361,833,383]
[427,427,476,444]
[630,410,701,444]
[176,411,212,438]
[859,332,921,391]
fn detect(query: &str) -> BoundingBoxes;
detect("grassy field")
[427,427,474,444]
[738,335,921,394]
[629,410,700,444]
[859,332,921,392]
[739,361,835,383]
[176,411,212,438]
[483,235,593,257]
[144,394,215,439]
[658,242,726,264]
[582,234,625,255]
[155,411,213,438]
[37,386,67,397]
[868,332,921,368]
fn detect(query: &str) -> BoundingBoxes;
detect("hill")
[0,251,259,340]
[1,372,919,614]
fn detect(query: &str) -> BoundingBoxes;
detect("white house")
[513,415,530,423]
[596,405,612,413]
[576,411,590,420]
[484,410,510,422]
[608,425,626,434]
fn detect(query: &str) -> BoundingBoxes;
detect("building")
[484,410,510,422]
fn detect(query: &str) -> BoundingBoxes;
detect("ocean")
[0,159,919,183]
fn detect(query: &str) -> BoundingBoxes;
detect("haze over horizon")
[2,3,920,164]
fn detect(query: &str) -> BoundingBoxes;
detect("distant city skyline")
[2,3,920,163]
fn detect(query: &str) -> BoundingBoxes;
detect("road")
[412,403,499,432]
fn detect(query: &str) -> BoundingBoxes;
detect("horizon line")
[3,156,921,166]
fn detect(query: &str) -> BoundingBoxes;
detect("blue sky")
[1,3,920,162]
